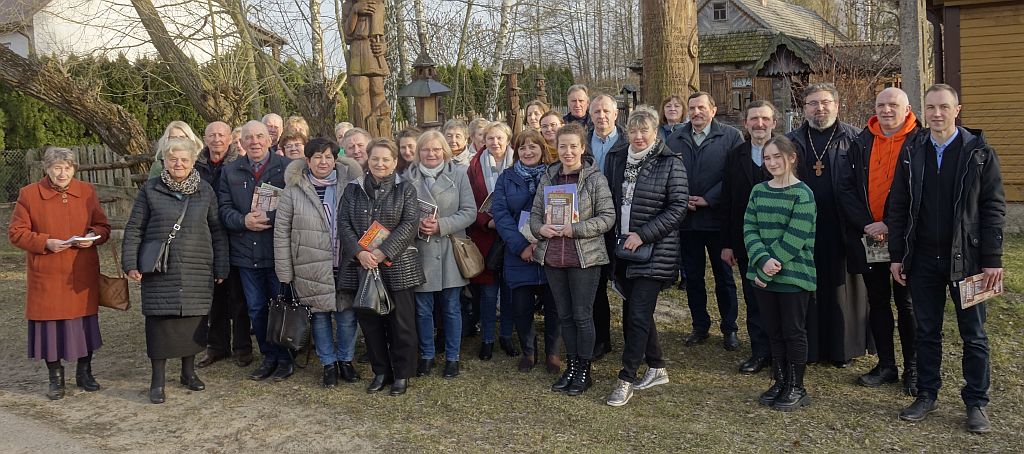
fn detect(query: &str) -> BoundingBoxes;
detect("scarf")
[623,139,657,210]
[417,162,444,190]
[161,169,201,195]
[46,176,69,193]
[451,147,475,166]
[307,169,339,267]
[480,147,513,193]
[513,160,546,194]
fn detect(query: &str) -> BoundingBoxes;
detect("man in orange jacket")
[837,87,920,395]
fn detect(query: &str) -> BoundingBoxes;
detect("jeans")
[863,266,915,368]
[681,230,738,334]
[755,288,811,366]
[616,268,666,382]
[478,283,513,343]
[545,266,600,360]
[237,267,289,364]
[415,288,463,361]
[206,267,252,356]
[738,261,770,359]
[908,255,989,407]
[311,309,358,365]
[509,284,560,357]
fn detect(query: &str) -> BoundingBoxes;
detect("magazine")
[543,184,579,226]
[862,235,890,263]
[958,272,1004,309]
[478,192,493,214]
[417,198,438,242]
[250,183,283,212]
[518,211,536,243]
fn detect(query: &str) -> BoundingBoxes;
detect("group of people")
[10,81,1004,434]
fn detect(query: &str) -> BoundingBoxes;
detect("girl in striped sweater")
[742,135,817,412]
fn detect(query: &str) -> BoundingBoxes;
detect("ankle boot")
[76,358,100,392]
[566,358,592,396]
[551,355,578,392]
[46,365,66,400]
[773,363,810,411]
[758,361,786,406]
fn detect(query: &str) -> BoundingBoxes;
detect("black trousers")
[509,284,560,357]
[356,288,418,380]
[908,255,989,407]
[681,230,739,334]
[594,265,612,351]
[863,265,915,368]
[754,288,811,366]
[206,267,252,355]
[615,268,666,382]
[545,266,600,360]
[738,260,770,359]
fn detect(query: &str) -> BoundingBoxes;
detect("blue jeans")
[478,282,514,343]
[681,229,738,334]
[415,288,463,361]
[237,267,289,364]
[311,309,358,365]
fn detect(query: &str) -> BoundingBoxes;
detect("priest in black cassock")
[786,83,870,367]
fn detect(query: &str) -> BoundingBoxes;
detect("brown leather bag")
[98,241,131,311]
[450,235,485,279]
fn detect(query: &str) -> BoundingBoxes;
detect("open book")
[958,272,1004,309]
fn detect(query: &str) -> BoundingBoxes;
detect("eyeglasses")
[805,100,835,108]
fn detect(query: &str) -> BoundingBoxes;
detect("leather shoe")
[518,355,536,372]
[249,359,277,381]
[389,378,408,396]
[739,356,770,375]
[234,352,254,368]
[271,362,294,381]
[179,374,206,391]
[443,360,460,379]
[148,386,165,404]
[417,358,435,377]
[723,332,740,351]
[684,331,709,347]
[322,364,338,388]
[196,351,229,368]
[899,397,937,422]
[858,365,899,387]
[478,342,494,360]
[966,406,991,433]
[366,374,392,393]
[499,337,520,357]
[337,361,359,383]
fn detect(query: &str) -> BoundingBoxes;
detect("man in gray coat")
[666,91,745,351]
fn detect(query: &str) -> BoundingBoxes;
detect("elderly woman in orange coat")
[9,147,111,400]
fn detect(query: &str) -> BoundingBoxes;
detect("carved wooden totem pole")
[343,0,392,138]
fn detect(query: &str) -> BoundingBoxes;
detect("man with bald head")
[262,113,284,154]
[218,120,293,381]
[837,87,920,394]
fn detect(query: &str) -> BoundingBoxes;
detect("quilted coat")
[529,158,616,269]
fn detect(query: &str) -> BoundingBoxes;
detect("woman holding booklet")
[402,130,476,379]
[530,123,616,397]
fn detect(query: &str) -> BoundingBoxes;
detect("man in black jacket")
[218,120,293,381]
[721,100,776,373]
[837,88,919,394]
[667,91,745,350]
[196,121,253,369]
[563,84,593,130]
[888,84,1005,434]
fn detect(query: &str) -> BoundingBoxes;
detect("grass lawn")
[0,204,1021,452]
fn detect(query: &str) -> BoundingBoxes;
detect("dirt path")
[0,406,102,453]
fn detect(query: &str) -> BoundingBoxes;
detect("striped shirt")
[742,181,817,292]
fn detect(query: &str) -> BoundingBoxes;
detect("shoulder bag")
[138,197,189,274]
[98,241,131,311]
[451,235,485,278]
[614,234,653,262]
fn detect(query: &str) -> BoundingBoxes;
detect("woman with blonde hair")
[150,121,204,177]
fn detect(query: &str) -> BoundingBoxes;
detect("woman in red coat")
[9,147,111,400]
[466,121,517,359]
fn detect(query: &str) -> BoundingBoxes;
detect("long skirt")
[145,315,207,360]
[27,314,103,362]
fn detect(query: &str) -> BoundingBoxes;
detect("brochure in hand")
[518,211,536,243]
[543,184,578,226]
[358,221,392,266]
[251,183,283,212]
[958,272,1004,309]
[862,234,890,263]
[61,234,102,245]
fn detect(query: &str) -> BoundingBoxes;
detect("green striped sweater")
[742,181,817,292]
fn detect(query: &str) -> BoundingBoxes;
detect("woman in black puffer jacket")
[338,138,425,397]
[602,106,689,407]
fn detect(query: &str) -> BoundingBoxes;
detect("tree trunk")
[300,0,338,138]
[392,0,415,124]
[0,47,150,174]
[485,0,514,119]
[452,0,475,117]
[639,0,698,106]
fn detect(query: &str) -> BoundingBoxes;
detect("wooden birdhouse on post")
[398,51,452,130]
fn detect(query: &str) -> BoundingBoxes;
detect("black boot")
[773,363,810,411]
[149,359,166,404]
[566,358,592,396]
[758,361,785,406]
[75,353,100,392]
[551,355,578,393]
[46,362,65,400]
[322,364,338,388]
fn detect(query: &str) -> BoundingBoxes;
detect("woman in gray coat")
[403,130,476,379]
[274,138,363,388]
[124,138,229,404]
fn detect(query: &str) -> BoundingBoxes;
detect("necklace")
[807,124,837,177]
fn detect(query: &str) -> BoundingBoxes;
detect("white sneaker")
[606,379,634,407]
[633,367,669,390]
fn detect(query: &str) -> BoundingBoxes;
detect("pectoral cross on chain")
[813,159,824,177]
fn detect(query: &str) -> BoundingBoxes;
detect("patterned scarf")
[161,169,201,195]
[513,160,546,194]
[623,140,657,207]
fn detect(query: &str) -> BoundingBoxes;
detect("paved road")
[0,407,102,453]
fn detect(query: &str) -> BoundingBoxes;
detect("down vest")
[122,176,229,316]
[530,159,615,269]
[337,174,426,292]
[604,141,689,281]
[274,158,363,312]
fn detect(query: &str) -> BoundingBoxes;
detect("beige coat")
[402,162,476,292]
[274,157,362,312]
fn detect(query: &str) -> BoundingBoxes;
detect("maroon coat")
[466,152,500,285]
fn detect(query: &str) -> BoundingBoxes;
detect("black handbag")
[485,236,505,272]
[267,286,312,351]
[614,234,653,262]
[138,197,190,274]
[353,268,392,316]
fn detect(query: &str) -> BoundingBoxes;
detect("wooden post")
[534,73,548,105]
[504,59,524,136]
[900,0,934,117]
[640,0,699,106]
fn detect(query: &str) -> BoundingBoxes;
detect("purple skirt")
[27,314,103,362]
